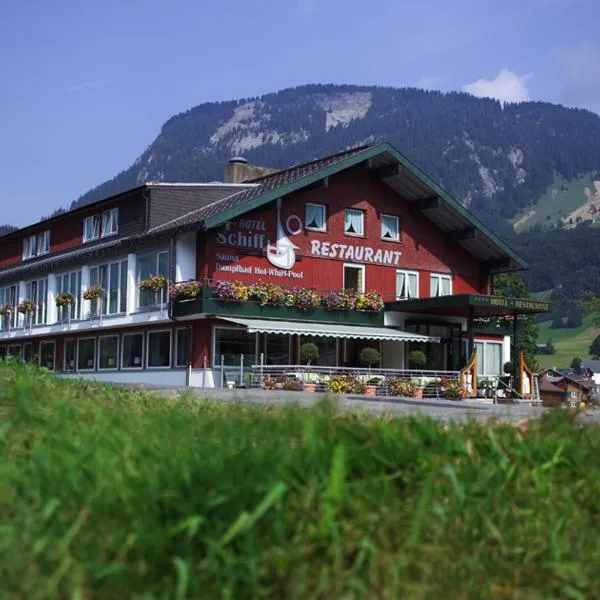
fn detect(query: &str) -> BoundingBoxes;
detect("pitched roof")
[581,359,600,373]
[147,142,527,271]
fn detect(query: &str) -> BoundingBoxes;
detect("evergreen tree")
[589,335,600,359]
[570,357,583,375]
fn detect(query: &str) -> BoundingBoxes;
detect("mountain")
[73,84,600,237]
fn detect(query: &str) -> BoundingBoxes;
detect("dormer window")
[23,230,50,260]
[102,208,119,237]
[83,215,101,242]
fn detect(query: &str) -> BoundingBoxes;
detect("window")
[23,343,33,363]
[343,264,365,293]
[299,336,337,367]
[83,215,101,242]
[57,270,82,321]
[102,208,119,237]
[474,341,503,376]
[8,345,21,358]
[78,338,96,371]
[0,285,18,330]
[214,328,256,366]
[175,328,190,368]
[25,278,48,325]
[396,270,419,300]
[265,334,291,365]
[39,341,55,370]
[99,336,119,370]
[0,346,6,359]
[136,250,169,308]
[381,214,400,242]
[430,273,452,297]
[63,339,76,372]
[37,231,50,255]
[305,203,326,231]
[122,333,144,369]
[344,209,364,236]
[89,260,128,316]
[23,235,37,259]
[147,330,171,368]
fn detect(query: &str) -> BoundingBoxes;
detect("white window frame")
[77,337,97,372]
[343,263,366,294]
[396,270,419,300]
[83,215,101,243]
[136,249,169,309]
[305,203,327,232]
[98,335,120,371]
[381,214,400,242]
[89,259,128,316]
[63,338,76,372]
[39,341,56,371]
[344,208,365,237]
[430,273,452,297]
[23,235,37,260]
[25,278,48,325]
[101,208,119,238]
[121,332,145,370]
[56,270,83,321]
[37,230,50,255]
[146,329,172,369]
[474,340,504,377]
[175,328,190,368]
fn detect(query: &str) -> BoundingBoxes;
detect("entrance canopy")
[221,317,441,342]
[385,294,551,318]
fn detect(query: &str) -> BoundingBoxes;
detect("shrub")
[409,350,427,368]
[288,287,321,311]
[248,282,286,306]
[282,379,303,391]
[389,377,415,397]
[444,379,465,401]
[300,342,319,365]
[503,361,514,375]
[263,376,278,390]
[322,289,355,311]
[359,347,380,368]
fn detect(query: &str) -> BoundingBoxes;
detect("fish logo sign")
[266,200,300,270]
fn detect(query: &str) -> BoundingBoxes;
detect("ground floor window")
[122,333,144,369]
[214,327,256,366]
[99,335,119,370]
[147,330,171,368]
[39,341,55,370]
[344,339,381,368]
[64,339,76,372]
[474,341,503,376]
[299,336,337,366]
[78,338,96,371]
[175,328,189,368]
[23,343,33,363]
[8,345,22,359]
[265,334,291,365]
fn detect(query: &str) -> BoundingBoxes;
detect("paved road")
[136,385,600,424]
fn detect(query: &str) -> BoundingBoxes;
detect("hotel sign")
[471,295,550,313]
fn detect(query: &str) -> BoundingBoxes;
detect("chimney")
[224,156,278,183]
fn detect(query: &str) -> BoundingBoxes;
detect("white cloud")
[415,76,446,90]
[558,43,600,114]
[462,69,533,104]
[64,80,105,93]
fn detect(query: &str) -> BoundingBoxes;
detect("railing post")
[240,354,244,386]
[260,353,264,389]
[221,355,225,388]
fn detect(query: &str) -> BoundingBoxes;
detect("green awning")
[221,317,441,342]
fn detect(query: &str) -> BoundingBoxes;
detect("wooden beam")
[448,228,477,242]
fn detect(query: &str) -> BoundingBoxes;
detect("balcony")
[172,286,385,326]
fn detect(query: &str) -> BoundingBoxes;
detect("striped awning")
[221,317,440,342]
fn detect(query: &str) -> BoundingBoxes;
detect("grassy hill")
[513,173,598,232]
[2,361,600,597]
[536,314,600,368]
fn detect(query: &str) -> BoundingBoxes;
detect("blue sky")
[1,0,599,227]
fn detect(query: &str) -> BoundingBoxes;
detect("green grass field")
[512,172,596,232]
[1,361,600,598]
[536,314,600,368]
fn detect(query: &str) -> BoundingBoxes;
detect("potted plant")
[83,285,105,301]
[288,287,321,311]
[0,303,12,328]
[169,280,201,300]
[248,282,286,307]
[444,379,465,401]
[300,342,319,392]
[215,280,249,302]
[389,377,416,397]
[17,299,36,316]
[354,292,385,312]
[360,346,381,396]
[321,289,355,311]
[328,374,366,395]
[408,350,427,398]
